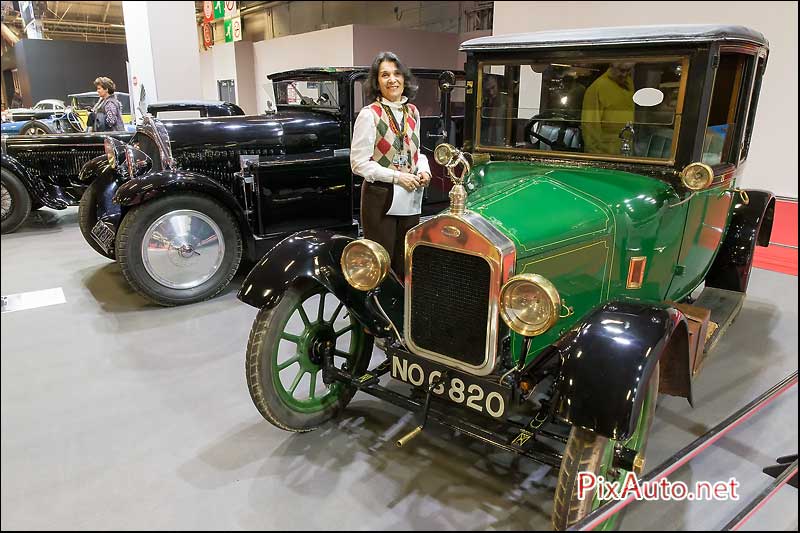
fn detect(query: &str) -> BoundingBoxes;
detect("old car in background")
[235,25,773,530]
[77,67,464,306]
[0,100,245,233]
[4,99,66,122]
[68,91,133,129]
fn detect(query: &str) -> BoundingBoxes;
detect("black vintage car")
[77,67,464,306]
[1,101,244,234]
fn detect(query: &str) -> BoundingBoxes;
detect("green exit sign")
[213,1,225,20]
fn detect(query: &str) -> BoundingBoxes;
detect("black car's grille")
[14,149,103,181]
[410,244,491,366]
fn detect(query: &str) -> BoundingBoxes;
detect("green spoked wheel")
[246,281,373,432]
[552,365,659,531]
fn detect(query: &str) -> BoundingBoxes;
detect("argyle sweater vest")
[368,102,421,174]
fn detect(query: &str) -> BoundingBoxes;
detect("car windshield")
[272,79,339,108]
[477,56,687,162]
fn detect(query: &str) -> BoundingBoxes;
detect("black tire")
[78,182,115,260]
[552,366,659,530]
[246,281,374,432]
[1,169,32,234]
[19,120,55,135]
[115,193,242,306]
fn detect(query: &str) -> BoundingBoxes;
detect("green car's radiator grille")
[409,244,491,366]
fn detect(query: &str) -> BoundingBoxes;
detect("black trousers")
[360,181,419,280]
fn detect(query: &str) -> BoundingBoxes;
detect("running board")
[694,286,746,356]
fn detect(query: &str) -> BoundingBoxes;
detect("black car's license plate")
[91,220,115,252]
[390,351,510,419]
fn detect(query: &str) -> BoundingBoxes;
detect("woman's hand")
[417,171,432,187]
[396,172,420,192]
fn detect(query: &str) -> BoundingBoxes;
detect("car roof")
[36,99,65,106]
[460,24,768,52]
[68,91,130,98]
[268,67,465,81]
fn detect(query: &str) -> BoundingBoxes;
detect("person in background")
[89,77,125,132]
[350,51,432,281]
[581,62,635,154]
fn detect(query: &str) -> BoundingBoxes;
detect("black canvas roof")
[460,24,768,52]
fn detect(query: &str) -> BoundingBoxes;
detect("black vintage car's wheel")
[78,182,115,260]
[19,120,55,136]
[552,365,659,531]
[246,280,373,432]
[1,169,32,234]
[115,193,242,306]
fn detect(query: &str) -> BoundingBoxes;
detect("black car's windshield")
[272,79,339,108]
[477,57,688,162]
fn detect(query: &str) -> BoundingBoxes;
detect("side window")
[353,78,366,113]
[702,53,748,166]
[155,110,202,120]
[740,56,766,162]
[414,77,441,117]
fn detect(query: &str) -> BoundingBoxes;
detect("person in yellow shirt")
[581,62,635,154]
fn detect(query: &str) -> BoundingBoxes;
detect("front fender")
[705,189,775,292]
[113,169,253,257]
[81,155,124,229]
[238,230,403,337]
[1,153,58,208]
[554,301,690,441]
[113,169,239,211]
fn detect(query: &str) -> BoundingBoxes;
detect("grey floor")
[1,207,797,531]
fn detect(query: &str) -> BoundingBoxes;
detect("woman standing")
[90,77,125,132]
[351,52,432,280]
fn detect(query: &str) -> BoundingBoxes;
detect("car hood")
[160,108,342,153]
[465,161,678,260]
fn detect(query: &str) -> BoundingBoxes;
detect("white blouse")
[350,96,431,183]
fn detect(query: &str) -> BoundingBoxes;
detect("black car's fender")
[1,153,67,209]
[112,169,254,257]
[553,301,691,441]
[705,189,775,293]
[237,230,403,337]
[79,155,124,229]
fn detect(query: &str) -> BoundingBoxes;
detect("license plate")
[91,220,115,252]
[390,351,510,419]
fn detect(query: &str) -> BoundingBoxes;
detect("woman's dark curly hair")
[364,51,418,103]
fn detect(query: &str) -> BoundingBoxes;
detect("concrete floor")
[2,207,797,530]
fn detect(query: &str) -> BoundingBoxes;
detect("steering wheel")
[66,109,85,133]
[523,113,582,152]
[523,116,557,148]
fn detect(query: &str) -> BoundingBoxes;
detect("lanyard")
[379,100,409,142]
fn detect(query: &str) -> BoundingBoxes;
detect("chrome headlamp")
[499,274,561,336]
[104,137,127,170]
[341,239,390,291]
[124,143,152,178]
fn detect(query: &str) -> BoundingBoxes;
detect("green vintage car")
[236,25,774,529]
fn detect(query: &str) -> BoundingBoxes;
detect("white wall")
[122,2,158,110]
[123,1,203,110]
[492,1,798,198]
[352,25,463,69]
[198,49,216,101]
[253,25,354,113]
[234,41,258,115]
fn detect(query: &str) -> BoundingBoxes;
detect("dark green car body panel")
[463,160,738,364]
